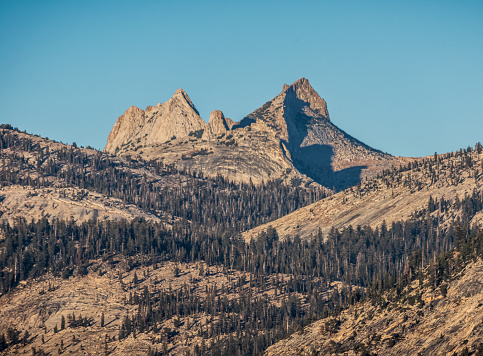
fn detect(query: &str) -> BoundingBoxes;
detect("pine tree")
[0,334,7,351]
[22,330,29,345]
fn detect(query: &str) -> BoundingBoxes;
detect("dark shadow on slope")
[333,164,367,191]
[282,87,366,191]
[290,144,366,191]
[231,117,256,130]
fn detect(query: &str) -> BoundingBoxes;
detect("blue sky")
[1,1,482,157]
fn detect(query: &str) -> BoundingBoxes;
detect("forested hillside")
[245,143,483,240]
[0,125,482,355]
[266,222,483,355]
[0,125,325,233]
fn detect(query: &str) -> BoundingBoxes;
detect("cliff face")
[202,110,231,140]
[104,106,146,154]
[104,79,398,190]
[104,89,207,154]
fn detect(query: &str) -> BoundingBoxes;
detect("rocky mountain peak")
[244,78,330,142]
[104,89,206,154]
[105,79,391,190]
[282,78,329,120]
[168,88,200,116]
[104,106,146,154]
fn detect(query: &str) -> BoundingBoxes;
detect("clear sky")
[1,1,482,157]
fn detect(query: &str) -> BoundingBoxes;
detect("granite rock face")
[243,148,483,242]
[202,110,231,140]
[104,89,207,154]
[104,106,146,154]
[105,78,398,190]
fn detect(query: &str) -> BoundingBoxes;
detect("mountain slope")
[0,185,160,224]
[0,125,324,234]
[244,147,483,241]
[0,260,263,356]
[2,126,483,355]
[104,79,400,190]
[265,251,483,356]
[0,127,169,224]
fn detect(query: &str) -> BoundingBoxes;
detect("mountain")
[104,89,207,154]
[243,78,389,175]
[104,78,400,190]
[2,84,483,356]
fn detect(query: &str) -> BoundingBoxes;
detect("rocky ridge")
[0,127,198,226]
[0,258,344,356]
[104,79,401,190]
[0,126,323,234]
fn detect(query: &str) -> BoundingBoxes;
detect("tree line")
[1,126,483,354]
[0,127,326,235]
[0,186,482,353]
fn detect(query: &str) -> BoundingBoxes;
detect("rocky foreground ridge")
[0,125,323,231]
[265,255,483,356]
[105,79,400,190]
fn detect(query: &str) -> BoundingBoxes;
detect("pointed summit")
[286,77,310,89]
[244,78,329,141]
[282,78,329,119]
[104,89,206,154]
[174,88,188,96]
[168,88,200,116]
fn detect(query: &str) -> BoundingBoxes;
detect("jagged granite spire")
[282,78,329,119]
[245,78,330,141]
[202,110,232,140]
[104,89,206,154]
